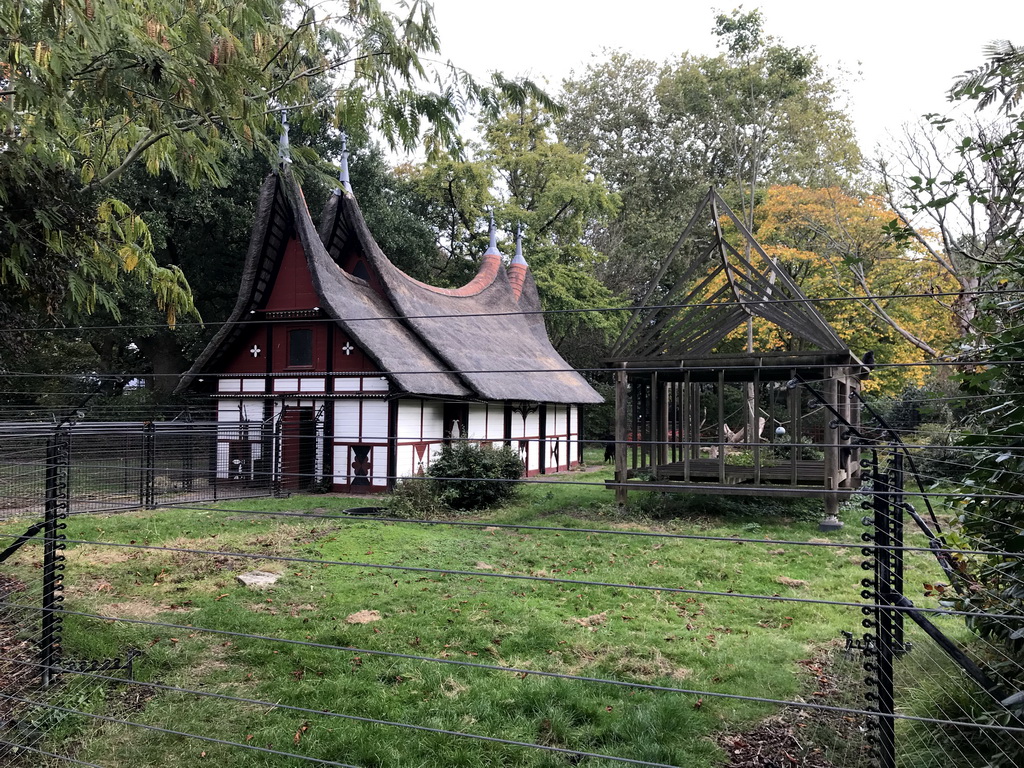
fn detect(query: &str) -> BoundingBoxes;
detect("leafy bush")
[426,442,525,511]
[385,475,450,519]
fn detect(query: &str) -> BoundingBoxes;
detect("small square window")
[288,329,313,367]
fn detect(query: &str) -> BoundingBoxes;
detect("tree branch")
[83,130,170,192]
[536,198,575,237]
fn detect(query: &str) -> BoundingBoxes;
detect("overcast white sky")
[426,0,1023,154]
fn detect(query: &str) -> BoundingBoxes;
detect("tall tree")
[899,44,1024,754]
[878,115,1023,338]
[482,100,621,363]
[559,10,861,300]
[0,0,551,335]
[409,99,622,369]
[747,185,958,389]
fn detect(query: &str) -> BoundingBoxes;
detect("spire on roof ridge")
[278,109,291,167]
[511,222,527,267]
[483,208,500,256]
[335,131,353,196]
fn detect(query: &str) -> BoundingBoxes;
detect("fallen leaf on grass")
[474,561,494,570]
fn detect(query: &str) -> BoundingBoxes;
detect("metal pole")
[871,450,897,768]
[891,452,905,652]
[40,427,69,689]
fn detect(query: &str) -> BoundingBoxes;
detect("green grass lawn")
[0,468,950,767]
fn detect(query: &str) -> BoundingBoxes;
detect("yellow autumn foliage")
[712,186,959,393]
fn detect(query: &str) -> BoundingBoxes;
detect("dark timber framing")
[606,188,868,526]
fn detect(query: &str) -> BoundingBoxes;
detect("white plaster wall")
[334,401,360,443]
[467,403,488,440]
[372,445,388,485]
[484,403,504,441]
[395,444,414,477]
[361,401,389,442]
[397,400,423,443]
[569,405,579,465]
[422,402,445,440]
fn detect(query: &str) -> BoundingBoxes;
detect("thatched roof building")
[178,134,599,491]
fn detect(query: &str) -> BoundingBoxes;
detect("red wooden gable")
[265,238,318,311]
[217,236,381,377]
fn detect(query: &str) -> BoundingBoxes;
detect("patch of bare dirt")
[776,576,809,588]
[570,612,608,630]
[102,601,163,620]
[64,546,137,567]
[345,609,382,624]
[716,643,869,767]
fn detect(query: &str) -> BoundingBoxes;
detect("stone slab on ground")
[236,571,280,589]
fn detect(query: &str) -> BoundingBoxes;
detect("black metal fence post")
[40,426,70,689]
[142,421,155,509]
[861,446,897,768]
[890,452,905,653]
[183,419,195,493]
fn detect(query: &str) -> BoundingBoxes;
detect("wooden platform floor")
[628,457,830,487]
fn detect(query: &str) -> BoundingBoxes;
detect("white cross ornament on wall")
[250,345,261,358]
[342,342,354,356]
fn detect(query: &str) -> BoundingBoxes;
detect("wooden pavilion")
[606,189,869,528]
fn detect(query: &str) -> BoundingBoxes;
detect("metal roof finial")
[336,131,353,196]
[278,109,291,167]
[511,222,527,267]
[483,208,500,256]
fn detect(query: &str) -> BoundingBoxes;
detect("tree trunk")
[135,332,190,397]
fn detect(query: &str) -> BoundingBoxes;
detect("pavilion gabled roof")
[319,180,603,405]
[609,188,847,362]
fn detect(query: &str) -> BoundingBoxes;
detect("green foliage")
[559,12,861,301]
[914,42,1024,754]
[426,442,525,511]
[411,97,625,364]
[0,0,554,334]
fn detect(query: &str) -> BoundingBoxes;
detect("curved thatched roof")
[177,172,469,398]
[320,189,603,405]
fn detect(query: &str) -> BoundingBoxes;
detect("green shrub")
[385,475,450,519]
[427,442,525,511]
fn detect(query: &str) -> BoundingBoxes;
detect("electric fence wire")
[4,527,1024,622]
[4,354,1024,764]
[0,284,1020,335]
[1,609,1021,737]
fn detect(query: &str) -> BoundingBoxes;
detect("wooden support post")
[788,369,798,485]
[658,375,669,467]
[821,369,843,531]
[752,368,761,486]
[682,376,691,481]
[615,367,628,506]
[849,377,862,484]
[649,372,659,476]
[717,370,726,483]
